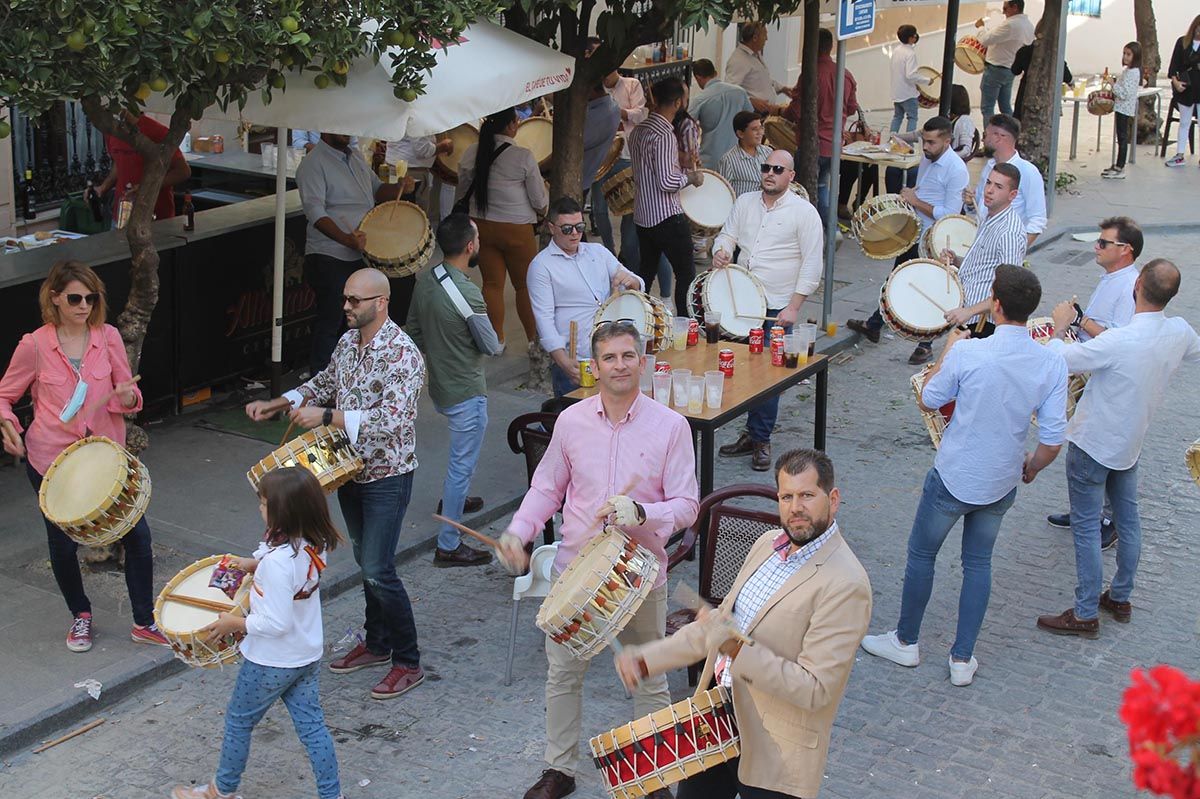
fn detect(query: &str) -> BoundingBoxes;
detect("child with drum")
[171,467,345,799]
[0,260,165,653]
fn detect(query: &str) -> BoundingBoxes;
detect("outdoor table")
[567,340,829,498]
[840,148,922,208]
[1064,86,1163,163]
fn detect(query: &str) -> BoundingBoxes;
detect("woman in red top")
[0,260,166,652]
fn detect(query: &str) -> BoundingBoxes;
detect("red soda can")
[687,319,699,346]
[718,348,735,377]
[748,327,765,354]
[654,361,672,374]
[770,325,786,345]
[770,337,785,367]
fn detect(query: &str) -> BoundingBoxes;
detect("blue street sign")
[838,0,876,40]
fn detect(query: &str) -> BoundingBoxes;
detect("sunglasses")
[592,317,635,332]
[343,294,384,307]
[64,293,101,307]
[555,222,586,235]
[1095,238,1128,249]
[760,164,789,175]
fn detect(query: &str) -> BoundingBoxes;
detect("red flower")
[1121,666,1200,798]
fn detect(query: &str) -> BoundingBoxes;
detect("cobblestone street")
[3,230,1197,799]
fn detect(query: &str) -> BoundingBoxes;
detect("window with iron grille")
[9,100,111,215]
[1068,0,1101,18]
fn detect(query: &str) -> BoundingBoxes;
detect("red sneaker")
[371,664,424,700]
[328,642,390,673]
[67,613,93,653]
[131,623,170,646]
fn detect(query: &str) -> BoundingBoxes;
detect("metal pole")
[822,38,847,328]
[1045,2,1069,217]
[940,0,961,116]
[270,126,287,397]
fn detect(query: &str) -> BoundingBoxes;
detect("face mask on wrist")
[59,378,89,423]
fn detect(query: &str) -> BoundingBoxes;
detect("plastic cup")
[639,355,655,394]
[672,317,689,351]
[671,369,692,408]
[704,370,724,409]
[653,372,672,404]
[704,311,722,344]
[687,376,704,414]
[260,143,276,168]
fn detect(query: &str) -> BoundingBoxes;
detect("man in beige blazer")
[615,448,872,799]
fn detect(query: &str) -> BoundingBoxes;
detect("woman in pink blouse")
[0,260,166,653]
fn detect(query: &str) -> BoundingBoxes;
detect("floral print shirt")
[296,318,425,482]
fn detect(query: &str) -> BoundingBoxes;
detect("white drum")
[916,67,942,109]
[515,117,554,171]
[679,170,735,238]
[919,214,978,260]
[879,258,963,341]
[686,266,768,341]
[594,291,672,353]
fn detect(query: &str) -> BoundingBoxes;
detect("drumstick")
[279,397,309,446]
[737,314,779,323]
[723,266,738,317]
[33,718,106,754]
[432,513,500,550]
[911,285,949,313]
[164,593,238,613]
[63,375,142,430]
[569,320,578,363]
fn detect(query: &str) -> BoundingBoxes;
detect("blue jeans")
[591,158,671,295]
[745,309,791,443]
[891,98,919,133]
[435,396,489,551]
[896,468,1017,660]
[26,461,155,626]
[1066,443,1142,620]
[816,156,832,227]
[550,362,579,398]
[337,472,421,666]
[980,63,1016,120]
[216,660,341,799]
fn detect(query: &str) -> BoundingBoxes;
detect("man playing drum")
[245,268,428,702]
[615,449,872,799]
[846,116,970,364]
[496,321,698,799]
[712,149,824,471]
[528,197,644,397]
[968,114,1046,247]
[862,265,1066,687]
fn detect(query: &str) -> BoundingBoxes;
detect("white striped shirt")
[718,144,773,196]
[629,113,689,228]
[958,204,1027,319]
[716,523,838,688]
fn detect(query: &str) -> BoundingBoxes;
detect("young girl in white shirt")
[1104,42,1144,179]
[172,467,344,799]
[950,84,978,160]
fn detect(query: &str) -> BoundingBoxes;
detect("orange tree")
[0,0,499,374]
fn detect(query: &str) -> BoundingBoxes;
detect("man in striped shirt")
[718,111,774,196]
[942,162,1027,338]
[629,76,704,315]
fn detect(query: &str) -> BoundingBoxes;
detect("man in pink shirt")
[498,320,699,799]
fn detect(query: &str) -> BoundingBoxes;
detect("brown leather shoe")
[907,344,933,365]
[437,496,484,514]
[433,543,494,568]
[751,440,772,471]
[1099,590,1132,623]
[522,769,576,799]
[371,664,425,699]
[719,432,754,458]
[845,318,881,344]
[645,789,674,799]
[1036,608,1099,639]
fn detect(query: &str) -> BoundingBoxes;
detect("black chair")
[665,484,781,685]
[506,412,561,546]
[1160,97,1196,158]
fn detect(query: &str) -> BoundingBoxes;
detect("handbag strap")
[461,142,512,208]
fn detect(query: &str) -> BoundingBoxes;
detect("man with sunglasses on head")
[968,114,1045,248]
[496,321,698,799]
[245,267,428,702]
[529,196,644,397]
[711,149,824,471]
[1041,216,1144,549]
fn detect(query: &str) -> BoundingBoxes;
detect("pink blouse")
[0,323,144,475]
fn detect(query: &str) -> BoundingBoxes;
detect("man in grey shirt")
[581,81,621,196]
[689,58,754,170]
[296,132,408,373]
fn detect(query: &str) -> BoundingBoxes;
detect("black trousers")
[676,757,803,799]
[1114,111,1133,169]
[636,213,695,315]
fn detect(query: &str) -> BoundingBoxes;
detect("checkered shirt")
[715,522,838,688]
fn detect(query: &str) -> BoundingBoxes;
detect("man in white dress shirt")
[1037,260,1200,638]
[890,25,932,133]
[711,149,824,471]
[725,22,792,116]
[528,196,643,397]
[862,264,1067,687]
[969,114,1046,248]
[846,117,969,364]
[1044,217,1144,544]
[974,0,1035,119]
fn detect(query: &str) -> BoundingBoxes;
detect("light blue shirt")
[1080,263,1138,340]
[527,240,643,359]
[295,139,381,262]
[292,130,358,149]
[975,151,1047,235]
[914,149,969,230]
[582,94,621,193]
[923,324,1068,504]
[689,80,754,170]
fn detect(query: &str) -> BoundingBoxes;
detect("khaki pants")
[544,584,670,776]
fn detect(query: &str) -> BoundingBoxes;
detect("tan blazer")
[640,528,872,798]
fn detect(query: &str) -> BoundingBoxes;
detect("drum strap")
[433,265,476,320]
[293,545,326,601]
[433,265,504,356]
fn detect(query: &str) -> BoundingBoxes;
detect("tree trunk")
[1018,0,1064,175]
[1133,0,1161,144]
[550,79,591,202]
[795,0,820,197]
[117,151,166,375]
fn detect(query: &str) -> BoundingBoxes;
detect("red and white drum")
[916,67,942,109]
[685,265,768,341]
[1027,317,1088,418]
[879,258,963,341]
[590,686,740,799]
[955,37,988,75]
[1087,89,1116,116]
[911,365,956,449]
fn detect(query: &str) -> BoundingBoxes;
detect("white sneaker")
[860,630,920,667]
[1165,154,1186,167]
[1103,169,1126,180]
[949,656,979,687]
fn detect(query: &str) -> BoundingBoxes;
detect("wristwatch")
[322,408,333,426]
[1071,303,1085,328]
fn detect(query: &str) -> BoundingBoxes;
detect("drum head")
[539,531,622,623]
[515,117,553,166]
[679,170,735,231]
[158,563,230,633]
[702,266,767,339]
[916,67,941,103]
[360,201,429,262]
[595,292,654,340]
[435,123,479,179]
[43,439,125,522]
[885,259,962,334]
[928,215,977,259]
